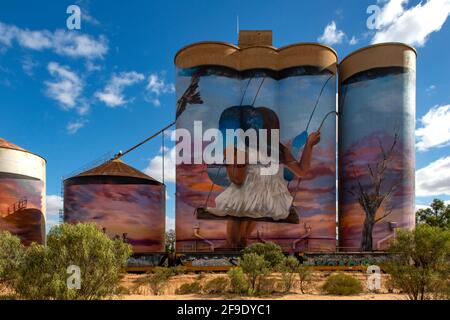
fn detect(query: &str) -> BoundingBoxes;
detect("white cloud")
[66,119,87,134]
[75,0,101,26]
[415,203,430,211]
[52,30,107,59]
[45,62,83,110]
[374,0,409,29]
[85,60,102,72]
[416,104,450,151]
[372,0,450,47]
[416,156,450,196]
[95,71,144,107]
[349,36,358,45]
[147,73,175,95]
[0,22,16,46]
[46,195,62,232]
[166,216,175,231]
[146,73,175,107]
[318,21,345,45]
[416,200,450,211]
[426,84,436,94]
[16,28,53,50]
[144,146,176,183]
[0,21,108,59]
[21,56,38,76]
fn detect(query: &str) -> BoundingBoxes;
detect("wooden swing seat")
[195,207,299,224]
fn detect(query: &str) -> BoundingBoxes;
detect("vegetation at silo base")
[237,242,313,296]
[239,252,271,294]
[241,242,285,269]
[297,264,313,294]
[0,231,24,298]
[386,224,450,300]
[0,223,131,300]
[416,199,450,230]
[146,267,173,295]
[277,256,300,293]
[175,281,202,295]
[227,267,248,294]
[203,276,229,294]
[322,273,363,295]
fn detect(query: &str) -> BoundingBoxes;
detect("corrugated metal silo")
[338,43,416,251]
[64,159,165,253]
[0,137,46,245]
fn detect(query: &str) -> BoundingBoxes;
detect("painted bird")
[176,75,203,119]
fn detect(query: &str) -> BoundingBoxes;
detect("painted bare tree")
[349,134,400,251]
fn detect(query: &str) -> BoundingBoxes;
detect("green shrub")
[13,243,64,300]
[258,277,277,295]
[175,282,202,295]
[297,264,313,294]
[147,267,171,295]
[241,242,284,269]
[239,253,270,294]
[227,267,248,294]
[203,277,228,294]
[278,256,300,293]
[322,273,363,295]
[0,231,24,285]
[386,225,450,300]
[14,223,131,300]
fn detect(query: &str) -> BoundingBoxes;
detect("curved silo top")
[174,31,338,73]
[0,138,27,152]
[67,159,162,185]
[0,137,46,181]
[339,43,417,82]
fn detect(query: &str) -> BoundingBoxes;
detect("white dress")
[208,163,293,221]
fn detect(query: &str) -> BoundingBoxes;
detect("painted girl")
[207,106,321,249]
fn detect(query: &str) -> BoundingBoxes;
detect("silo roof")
[0,137,26,152]
[73,159,162,184]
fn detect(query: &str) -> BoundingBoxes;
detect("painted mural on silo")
[175,44,337,253]
[0,138,46,245]
[64,161,165,253]
[338,44,416,252]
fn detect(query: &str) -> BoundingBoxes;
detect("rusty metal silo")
[0,137,46,245]
[338,43,416,252]
[64,159,165,254]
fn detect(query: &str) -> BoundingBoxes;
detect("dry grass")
[117,271,404,300]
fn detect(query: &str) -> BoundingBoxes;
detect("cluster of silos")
[63,159,166,254]
[338,44,416,251]
[175,31,338,253]
[0,137,46,245]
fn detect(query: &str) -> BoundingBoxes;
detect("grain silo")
[64,159,165,254]
[338,43,416,252]
[0,137,46,245]
[175,30,337,254]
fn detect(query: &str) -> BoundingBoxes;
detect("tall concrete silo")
[0,138,46,245]
[338,43,416,251]
[175,30,337,254]
[64,159,165,254]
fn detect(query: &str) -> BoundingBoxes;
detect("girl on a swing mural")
[206,105,321,249]
[175,67,337,252]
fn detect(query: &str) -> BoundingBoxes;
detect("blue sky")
[1,0,449,231]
